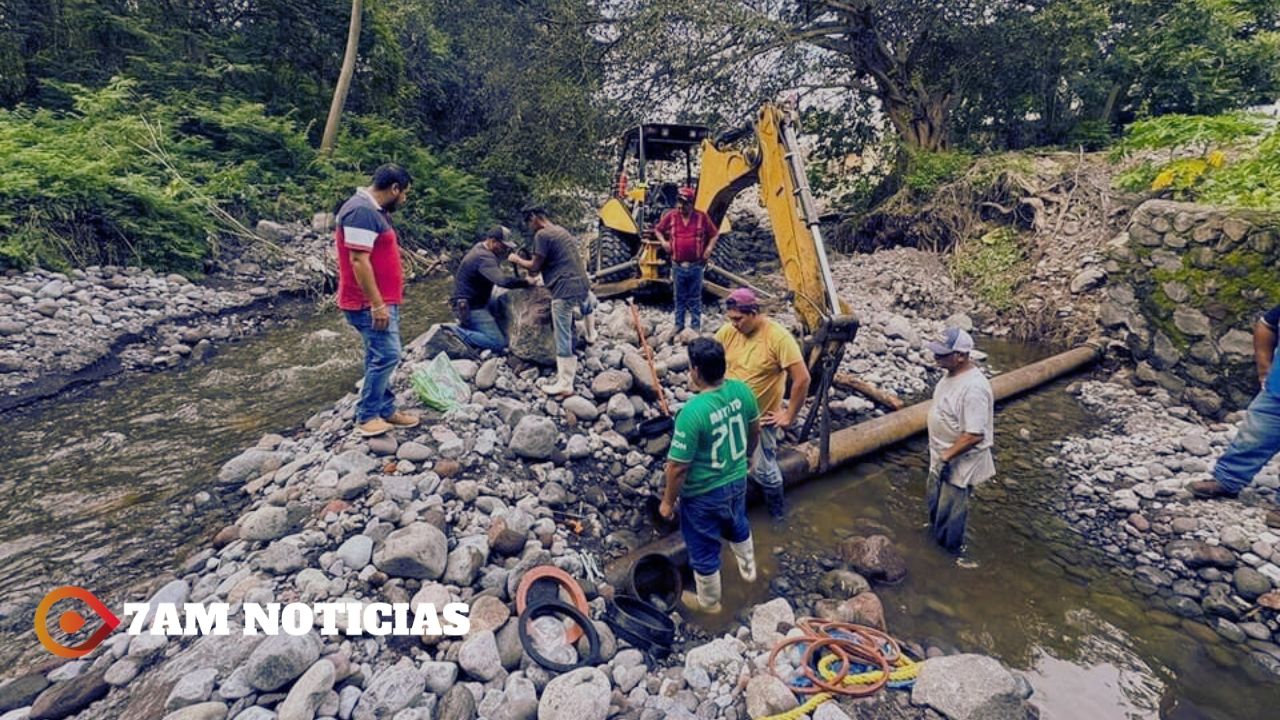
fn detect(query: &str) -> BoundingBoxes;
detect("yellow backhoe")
[590,103,859,467]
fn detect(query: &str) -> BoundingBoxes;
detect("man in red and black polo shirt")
[335,164,420,438]
[655,187,718,333]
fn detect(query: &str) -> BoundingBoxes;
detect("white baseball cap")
[926,327,975,355]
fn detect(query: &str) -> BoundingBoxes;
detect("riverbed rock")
[353,658,424,720]
[276,659,335,720]
[373,522,448,579]
[911,654,1025,720]
[161,702,228,720]
[1234,567,1273,600]
[244,633,321,692]
[437,684,478,720]
[165,667,218,710]
[562,395,598,422]
[239,505,293,542]
[336,534,374,569]
[510,415,559,460]
[0,671,49,712]
[218,449,281,485]
[1165,540,1236,569]
[745,675,799,719]
[591,370,633,399]
[750,598,795,646]
[537,666,610,720]
[28,669,109,720]
[837,535,908,584]
[685,637,747,680]
[459,630,503,681]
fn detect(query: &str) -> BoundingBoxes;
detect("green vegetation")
[903,150,975,196]
[0,81,488,272]
[0,0,607,273]
[949,227,1028,310]
[1112,112,1280,210]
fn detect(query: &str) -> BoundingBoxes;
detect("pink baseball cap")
[726,288,759,311]
[677,187,696,201]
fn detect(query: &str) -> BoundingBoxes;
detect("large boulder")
[838,535,908,584]
[373,522,449,579]
[28,670,109,720]
[493,287,557,366]
[911,654,1027,720]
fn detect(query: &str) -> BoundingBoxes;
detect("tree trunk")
[320,0,362,155]
[883,93,949,152]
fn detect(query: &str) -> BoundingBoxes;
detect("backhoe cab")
[590,123,744,301]
[591,104,861,470]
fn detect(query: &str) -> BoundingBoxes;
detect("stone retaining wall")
[1102,199,1280,417]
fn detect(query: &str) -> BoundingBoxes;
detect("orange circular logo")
[34,587,121,658]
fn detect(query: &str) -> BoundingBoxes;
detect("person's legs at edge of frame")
[540,297,577,396]
[720,478,757,582]
[751,425,787,521]
[1193,390,1280,528]
[345,305,403,436]
[678,484,731,613]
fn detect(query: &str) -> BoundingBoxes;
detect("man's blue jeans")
[453,306,506,351]
[551,295,595,357]
[344,305,401,423]
[1214,390,1280,500]
[673,263,705,331]
[680,479,751,575]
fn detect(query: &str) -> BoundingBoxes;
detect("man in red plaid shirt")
[655,187,719,332]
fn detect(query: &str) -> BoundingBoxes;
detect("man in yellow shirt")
[714,288,811,520]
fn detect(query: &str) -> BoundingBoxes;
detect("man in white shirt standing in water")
[925,327,995,559]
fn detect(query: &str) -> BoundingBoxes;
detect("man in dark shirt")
[508,203,595,396]
[655,187,718,332]
[449,226,529,351]
[1191,304,1280,528]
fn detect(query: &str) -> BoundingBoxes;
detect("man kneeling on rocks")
[925,327,994,558]
[660,338,761,612]
[445,225,530,352]
[1191,304,1280,529]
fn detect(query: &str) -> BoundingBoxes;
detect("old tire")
[584,229,635,283]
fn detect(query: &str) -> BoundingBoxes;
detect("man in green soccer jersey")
[660,338,762,612]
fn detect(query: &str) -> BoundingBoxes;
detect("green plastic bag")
[411,352,470,411]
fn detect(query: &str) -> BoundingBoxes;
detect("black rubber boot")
[763,485,787,522]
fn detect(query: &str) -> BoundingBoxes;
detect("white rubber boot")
[730,536,757,582]
[681,571,722,613]
[583,313,598,344]
[539,356,577,396]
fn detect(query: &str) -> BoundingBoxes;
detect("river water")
[713,342,1280,720]
[0,278,453,670]
[1,293,1277,717]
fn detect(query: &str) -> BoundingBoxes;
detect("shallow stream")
[1,296,1277,717]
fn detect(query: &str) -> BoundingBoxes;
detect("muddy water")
[707,341,1280,720]
[0,278,453,670]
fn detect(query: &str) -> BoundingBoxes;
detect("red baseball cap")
[677,187,696,202]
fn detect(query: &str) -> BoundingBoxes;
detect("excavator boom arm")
[694,105,848,335]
